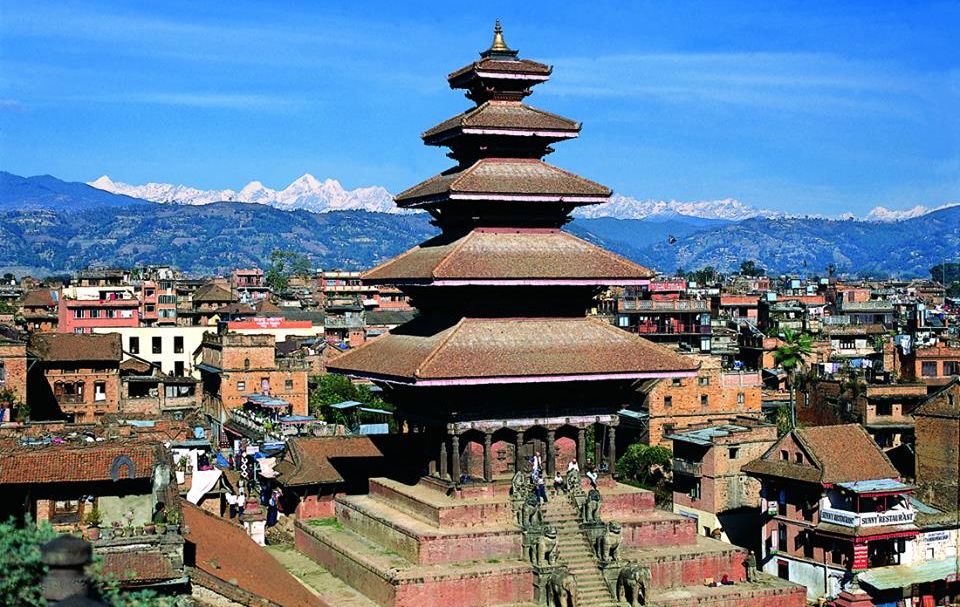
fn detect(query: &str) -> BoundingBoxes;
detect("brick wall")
[0,341,28,405]
[43,367,121,423]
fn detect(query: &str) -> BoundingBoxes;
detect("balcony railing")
[620,299,709,312]
[819,506,915,528]
[672,458,703,476]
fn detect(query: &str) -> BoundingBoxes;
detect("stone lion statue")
[545,568,578,607]
[617,562,650,606]
[511,469,527,497]
[519,494,543,529]
[531,525,560,567]
[581,488,602,523]
[565,467,581,493]
[594,521,622,563]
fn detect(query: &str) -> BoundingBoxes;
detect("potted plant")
[176,456,188,484]
[155,521,167,534]
[166,509,181,534]
[144,521,156,535]
[83,508,102,541]
[112,521,123,538]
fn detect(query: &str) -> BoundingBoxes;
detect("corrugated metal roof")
[837,479,914,494]
[666,424,751,446]
[859,557,957,591]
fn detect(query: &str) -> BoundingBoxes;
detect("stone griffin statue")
[564,467,581,493]
[581,488,602,523]
[594,521,622,563]
[531,525,560,567]
[518,494,543,529]
[511,468,527,497]
[616,562,650,606]
[545,568,578,607]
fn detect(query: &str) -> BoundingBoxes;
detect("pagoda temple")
[297,23,807,607]
[327,20,697,484]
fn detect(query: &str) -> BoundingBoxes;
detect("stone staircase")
[541,495,616,607]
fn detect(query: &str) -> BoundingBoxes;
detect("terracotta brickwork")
[646,355,762,447]
[0,340,28,406]
[42,367,120,423]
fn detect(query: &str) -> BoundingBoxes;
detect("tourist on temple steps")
[535,473,548,504]
[567,459,579,473]
[553,470,565,495]
[586,466,598,489]
[532,451,543,475]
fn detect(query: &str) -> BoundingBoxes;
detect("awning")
[859,557,959,591]
[330,400,363,410]
[838,479,915,495]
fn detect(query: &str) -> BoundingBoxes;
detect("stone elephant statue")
[519,494,543,529]
[545,568,578,607]
[531,525,560,567]
[617,562,650,606]
[581,488,602,523]
[595,521,622,563]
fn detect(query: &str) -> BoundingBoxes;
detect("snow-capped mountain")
[572,195,778,221]
[89,174,400,214]
[864,204,957,222]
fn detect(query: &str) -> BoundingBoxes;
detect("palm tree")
[773,329,814,430]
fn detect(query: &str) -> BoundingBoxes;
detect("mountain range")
[89,174,955,223]
[0,171,956,278]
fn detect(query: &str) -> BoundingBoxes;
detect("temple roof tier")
[326,316,698,385]
[423,101,579,146]
[394,158,611,208]
[363,227,653,285]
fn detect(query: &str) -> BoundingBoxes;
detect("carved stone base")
[532,564,566,606]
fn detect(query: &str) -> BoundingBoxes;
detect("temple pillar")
[440,438,448,480]
[515,430,524,472]
[594,425,602,466]
[483,432,493,482]
[546,429,556,477]
[607,425,617,476]
[577,427,586,469]
[451,434,461,482]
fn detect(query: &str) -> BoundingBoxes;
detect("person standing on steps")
[536,473,549,504]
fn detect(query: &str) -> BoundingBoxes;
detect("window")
[120,310,133,319]
[777,559,789,580]
[159,295,176,305]
[285,379,293,391]
[51,500,82,524]
[944,361,959,376]
[672,378,682,387]
[94,382,106,402]
[780,450,789,461]
[922,361,938,377]
[129,337,139,354]
[728,447,739,460]
[664,395,673,408]
[795,452,803,464]
[700,395,709,408]
[698,376,710,387]
[802,532,814,558]
[174,361,184,377]
[237,381,246,392]
[737,392,745,405]
[839,338,855,350]
[0,362,5,384]
[777,524,787,551]
[73,309,83,318]
[618,316,629,328]
[831,543,844,565]
[89,309,100,318]
[690,479,701,500]
[145,304,155,313]
[243,358,250,370]
[144,288,155,297]
[174,336,183,353]
[152,336,162,354]
[875,402,892,416]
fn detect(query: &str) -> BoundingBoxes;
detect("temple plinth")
[298,23,807,607]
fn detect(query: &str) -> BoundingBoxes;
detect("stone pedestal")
[532,564,565,606]
[240,498,267,546]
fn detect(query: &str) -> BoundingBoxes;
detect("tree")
[0,518,183,606]
[929,262,960,285]
[773,329,814,430]
[617,443,672,486]
[309,374,388,425]
[739,260,766,277]
[266,249,314,292]
[826,263,837,278]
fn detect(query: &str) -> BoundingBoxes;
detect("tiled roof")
[29,332,122,363]
[277,436,390,486]
[0,440,163,484]
[255,299,282,314]
[423,101,579,141]
[364,228,654,284]
[192,282,234,303]
[448,56,552,81]
[365,309,418,326]
[21,289,56,307]
[328,316,698,384]
[914,379,960,418]
[181,503,324,607]
[216,303,256,315]
[743,424,898,485]
[394,158,611,207]
[100,551,182,586]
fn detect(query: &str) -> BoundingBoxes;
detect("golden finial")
[490,19,509,52]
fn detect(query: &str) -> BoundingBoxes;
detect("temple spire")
[480,19,518,58]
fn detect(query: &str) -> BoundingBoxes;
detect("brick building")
[28,333,122,422]
[0,337,27,421]
[900,341,960,386]
[196,331,309,432]
[179,282,234,326]
[19,288,58,332]
[669,418,778,551]
[743,425,916,602]
[231,268,270,303]
[639,353,763,447]
[57,285,140,334]
[913,379,960,512]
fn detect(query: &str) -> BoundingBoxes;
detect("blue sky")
[1,1,957,215]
